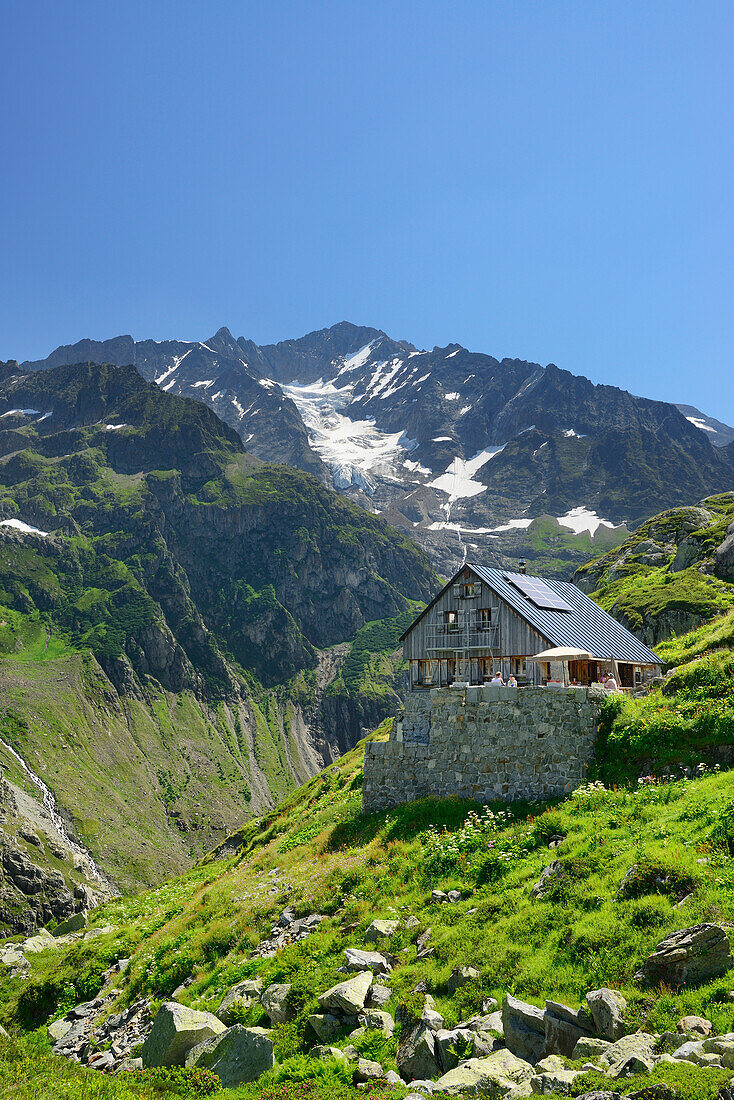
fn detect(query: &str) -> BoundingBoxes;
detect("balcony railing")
[426,623,500,651]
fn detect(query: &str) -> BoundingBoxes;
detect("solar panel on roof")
[503,572,574,612]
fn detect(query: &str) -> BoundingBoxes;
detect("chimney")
[519,559,527,575]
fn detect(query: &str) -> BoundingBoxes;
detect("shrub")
[626,895,672,929]
[16,978,64,1028]
[133,1065,221,1096]
[710,798,734,856]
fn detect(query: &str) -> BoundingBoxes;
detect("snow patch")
[458,405,472,416]
[283,379,416,495]
[337,341,380,374]
[562,428,586,439]
[446,349,460,358]
[0,518,48,537]
[155,349,190,385]
[403,459,432,476]
[1,408,41,418]
[444,392,460,400]
[429,446,506,501]
[105,423,129,431]
[490,518,534,533]
[231,397,245,417]
[191,379,214,388]
[557,507,617,536]
[433,436,453,442]
[686,415,717,434]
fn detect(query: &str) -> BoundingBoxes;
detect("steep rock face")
[574,494,734,644]
[0,360,435,687]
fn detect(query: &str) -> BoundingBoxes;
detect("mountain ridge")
[22,323,734,578]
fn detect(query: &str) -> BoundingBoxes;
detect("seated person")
[491,671,504,684]
[507,673,518,687]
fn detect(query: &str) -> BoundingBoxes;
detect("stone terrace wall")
[363,683,605,813]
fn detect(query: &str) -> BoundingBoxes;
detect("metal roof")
[469,564,661,666]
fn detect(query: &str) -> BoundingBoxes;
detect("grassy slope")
[575,493,734,641]
[0,605,303,894]
[4,687,734,1097]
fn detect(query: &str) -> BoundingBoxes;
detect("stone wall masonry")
[363,684,605,813]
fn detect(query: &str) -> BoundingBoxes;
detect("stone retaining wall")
[363,684,605,813]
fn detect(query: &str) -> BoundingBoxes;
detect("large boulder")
[530,1067,582,1095]
[359,1009,395,1036]
[397,1022,442,1082]
[634,924,732,987]
[544,1000,593,1057]
[353,1057,383,1083]
[142,1002,226,1067]
[217,979,263,1024]
[344,947,393,975]
[307,1012,356,1041]
[436,1049,534,1096]
[364,919,399,942]
[421,993,444,1031]
[599,1033,656,1077]
[586,989,627,1040]
[436,1027,480,1071]
[448,965,480,993]
[185,1025,274,1086]
[261,983,292,1025]
[318,970,373,1014]
[502,995,546,1064]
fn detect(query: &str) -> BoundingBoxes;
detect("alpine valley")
[25,321,734,576]
[0,358,435,928]
[3,331,734,1100]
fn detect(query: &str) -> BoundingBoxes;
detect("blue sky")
[2,1,733,421]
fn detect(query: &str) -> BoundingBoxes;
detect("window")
[477,608,492,631]
[445,610,459,632]
[418,659,435,684]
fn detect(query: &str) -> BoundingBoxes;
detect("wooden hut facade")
[401,563,662,691]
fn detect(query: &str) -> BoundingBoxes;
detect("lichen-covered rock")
[600,1033,656,1076]
[572,1037,613,1061]
[448,965,480,993]
[261,983,292,1025]
[530,861,564,899]
[397,1022,441,1082]
[344,947,393,974]
[676,1014,712,1036]
[544,1000,593,1057]
[436,1049,535,1096]
[436,1027,479,1070]
[530,1068,582,1095]
[364,919,399,942]
[310,1044,349,1061]
[359,1009,394,1036]
[353,1057,383,1082]
[502,995,546,1064]
[307,1012,357,1041]
[421,993,444,1032]
[185,1025,274,1086]
[634,924,732,987]
[142,1002,226,1067]
[217,979,263,1024]
[318,970,373,1014]
[585,989,627,1041]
